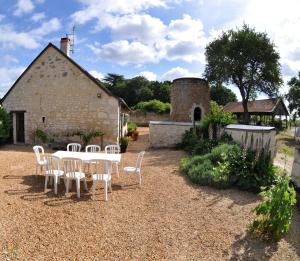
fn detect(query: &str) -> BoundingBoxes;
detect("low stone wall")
[149,121,193,148]
[130,111,169,127]
[292,147,300,186]
[224,124,277,159]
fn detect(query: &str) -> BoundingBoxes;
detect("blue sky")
[1,0,300,99]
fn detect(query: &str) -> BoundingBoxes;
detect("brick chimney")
[60,36,70,56]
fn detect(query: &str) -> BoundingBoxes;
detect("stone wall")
[224,124,277,159]
[292,147,300,187]
[2,45,120,146]
[130,111,170,126]
[149,121,193,148]
[170,78,210,122]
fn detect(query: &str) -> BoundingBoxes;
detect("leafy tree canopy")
[102,74,171,107]
[210,84,237,106]
[205,24,282,123]
[286,72,300,118]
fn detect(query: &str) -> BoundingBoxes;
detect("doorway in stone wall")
[16,112,25,143]
[193,107,202,122]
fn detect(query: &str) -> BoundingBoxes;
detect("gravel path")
[1,128,300,260]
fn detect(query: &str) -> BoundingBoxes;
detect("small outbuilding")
[223,98,289,128]
[1,37,129,145]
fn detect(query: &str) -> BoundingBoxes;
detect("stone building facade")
[1,40,129,146]
[170,77,210,122]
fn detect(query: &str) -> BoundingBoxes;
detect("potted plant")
[72,130,104,150]
[127,121,138,137]
[119,136,130,153]
[131,129,139,141]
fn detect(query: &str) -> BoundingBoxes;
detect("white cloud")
[2,55,19,64]
[88,40,158,65]
[71,0,168,25]
[139,71,157,81]
[89,70,104,80]
[30,17,61,36]
[0,67,26,98]
[160,67,200,81]
[0,24,39,49]
[86,13,207,65]
[31,12,46,22]
[0,18,61,49]
[13,0,35,16]
[109,14,166,44]
[0,14,5,22]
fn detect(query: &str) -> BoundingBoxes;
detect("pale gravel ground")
[1,127,300,260]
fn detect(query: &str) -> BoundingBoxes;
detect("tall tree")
[205,24,282,123]
[286,72,300,118]
[103,73,125,87]
[210,84,237,106]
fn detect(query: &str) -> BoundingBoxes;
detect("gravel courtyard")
[1,128,300,260]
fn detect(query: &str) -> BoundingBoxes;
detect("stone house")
[0,37,129,146]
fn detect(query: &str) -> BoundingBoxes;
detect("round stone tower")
[170,77,210,122]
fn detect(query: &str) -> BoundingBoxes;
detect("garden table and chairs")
[33,144,145,201]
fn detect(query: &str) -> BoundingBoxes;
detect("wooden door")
[16,112,25,143]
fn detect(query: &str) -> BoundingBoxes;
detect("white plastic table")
[52,151,121,163]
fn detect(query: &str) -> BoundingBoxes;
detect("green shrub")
[183,144,240,189]
[211,160,233,188]
[188,159,214,185]
[0,107,12,144]
[35,129,49,143]
[191,139,219,155]
[178,129,199,152]
[132,99,170,114]
[210,143,241,163]
[200,101,236,139]
[179,157,189,174]
[235,150,278,192]
[127,121,137,133]
[250,173,296,241]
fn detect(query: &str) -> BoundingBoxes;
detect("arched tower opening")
[193,107,202,122]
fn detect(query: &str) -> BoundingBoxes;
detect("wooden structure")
[223,98,289,128]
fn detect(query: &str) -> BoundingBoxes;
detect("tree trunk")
[242,99,250,124]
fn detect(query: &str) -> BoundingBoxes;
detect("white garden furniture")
[33,145,47,175]
[52,151,121,163]
[63,157,87,198]
[67,143,81,152]
[123,151,145,186]
[85,145,101,152]
[91,160,112,201]
[85,145,102,172]
[44,155,64,195]
[105,145,120,178]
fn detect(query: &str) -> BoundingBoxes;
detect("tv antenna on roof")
[66,25,75,54]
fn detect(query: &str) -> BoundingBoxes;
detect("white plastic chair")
[67,143,81,152]
[33,145,47,175]
[85,145,101,152]
[63,157,87,198]
[92,160,112,201]
[123,151,146,186]
[44,155,64,195]
[105,145,120,178]
[85,145,101,173]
